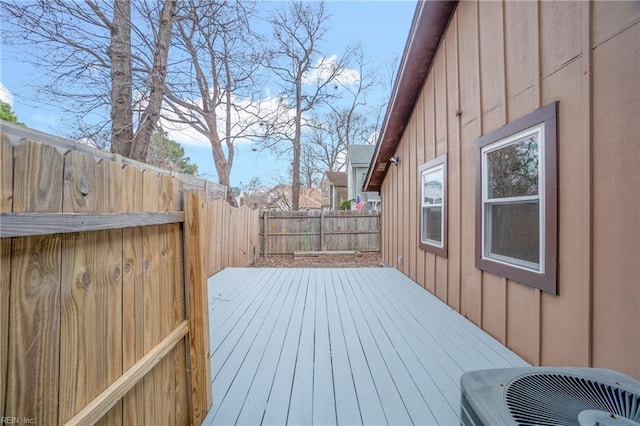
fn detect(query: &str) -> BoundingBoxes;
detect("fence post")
[263,211,268,256]
[183,191,212,425]
[320,210,325,252]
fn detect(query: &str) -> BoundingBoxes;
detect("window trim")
[419,154,447,257]
[475,102,558,294]
[481,123,545,272]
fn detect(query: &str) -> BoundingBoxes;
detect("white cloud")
[0,82,14,106]
[161,93,297,148]
[160,117,209,148]
[302,55,360,86]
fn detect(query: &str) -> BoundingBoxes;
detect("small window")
[475,102,557,294]
[419,154,447,257]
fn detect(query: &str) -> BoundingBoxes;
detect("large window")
[419,154,447,257]
[475,102,557,294]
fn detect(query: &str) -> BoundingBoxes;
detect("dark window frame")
[419,154,448,258]
[475,102,558,294]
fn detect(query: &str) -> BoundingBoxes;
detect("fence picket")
[0,134,12,420]
[121,165,145,425]
[7,140,64,424]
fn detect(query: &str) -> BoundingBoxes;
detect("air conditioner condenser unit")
[461,367,640,426]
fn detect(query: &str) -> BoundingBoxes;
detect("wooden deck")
[203,268,528,425]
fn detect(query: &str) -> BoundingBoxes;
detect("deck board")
[203,268,529,426]
[235,269,306,425]
[331,269,386,425]
[210,268,299,425]
[261,269,311,425]
[324,270,362,425]
[348,269,458,424]
[312,269,337,426]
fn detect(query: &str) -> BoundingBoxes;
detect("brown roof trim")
[364,0,458,192]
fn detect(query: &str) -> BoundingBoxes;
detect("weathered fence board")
[260,210,381,254]
[142,171,164,426]
[6,140,64,425]
[121,164,145,426]
[59,150,123,425]
[0,134,12,420]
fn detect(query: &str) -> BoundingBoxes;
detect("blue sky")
[0,1,417,188]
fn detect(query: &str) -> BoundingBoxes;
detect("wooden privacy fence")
[261,210,381,254]
[204,199,260,277]
[0,130,231,425]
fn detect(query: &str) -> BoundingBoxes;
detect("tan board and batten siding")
[377,1,640,379]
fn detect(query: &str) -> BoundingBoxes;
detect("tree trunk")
[130,0,177,161]
[207,120,238,207]
[292,122,301,211]
[291,76,303,211]
[109,0,134,157]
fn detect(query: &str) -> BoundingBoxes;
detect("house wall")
[331,186,342,210]
[350,166,369,200]
[321,177,331,208]
[380,1,640,379]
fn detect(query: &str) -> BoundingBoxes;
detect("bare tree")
[259,1,352,211]
[163,0,264,206]
[1,0,176,160]
[300,46,378,181]
[239,177,269,209]
[107,0,134,153]
[300,143,322,188]
[130,0,176,160]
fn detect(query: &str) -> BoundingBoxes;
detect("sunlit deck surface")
[203,267,528,425]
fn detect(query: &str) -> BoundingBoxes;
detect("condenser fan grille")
[505,373,640,426]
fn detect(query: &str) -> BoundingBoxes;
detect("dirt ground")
[254,252,382,268]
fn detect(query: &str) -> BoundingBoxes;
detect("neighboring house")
[364,1,639,379]
[264,185,322,211]
[320,171,348,211]
[347,145,381,211]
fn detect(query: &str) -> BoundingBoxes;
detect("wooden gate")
[1,134,212,425]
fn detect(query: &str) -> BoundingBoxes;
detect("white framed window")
[475,102,558,294]
[419,154,447,257]
[481,124,543,272]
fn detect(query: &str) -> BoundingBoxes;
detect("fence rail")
[0,212,185,237]
[260,210,381,254]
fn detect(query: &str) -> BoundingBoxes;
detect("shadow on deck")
[203,267,528,425]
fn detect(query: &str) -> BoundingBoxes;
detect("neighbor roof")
[348,145,375,166]
[326,171,347,187]
[363,1,458,192]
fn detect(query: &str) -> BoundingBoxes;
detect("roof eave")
[364,0,458,192]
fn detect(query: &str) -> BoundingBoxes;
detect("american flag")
[354,194,366,211]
